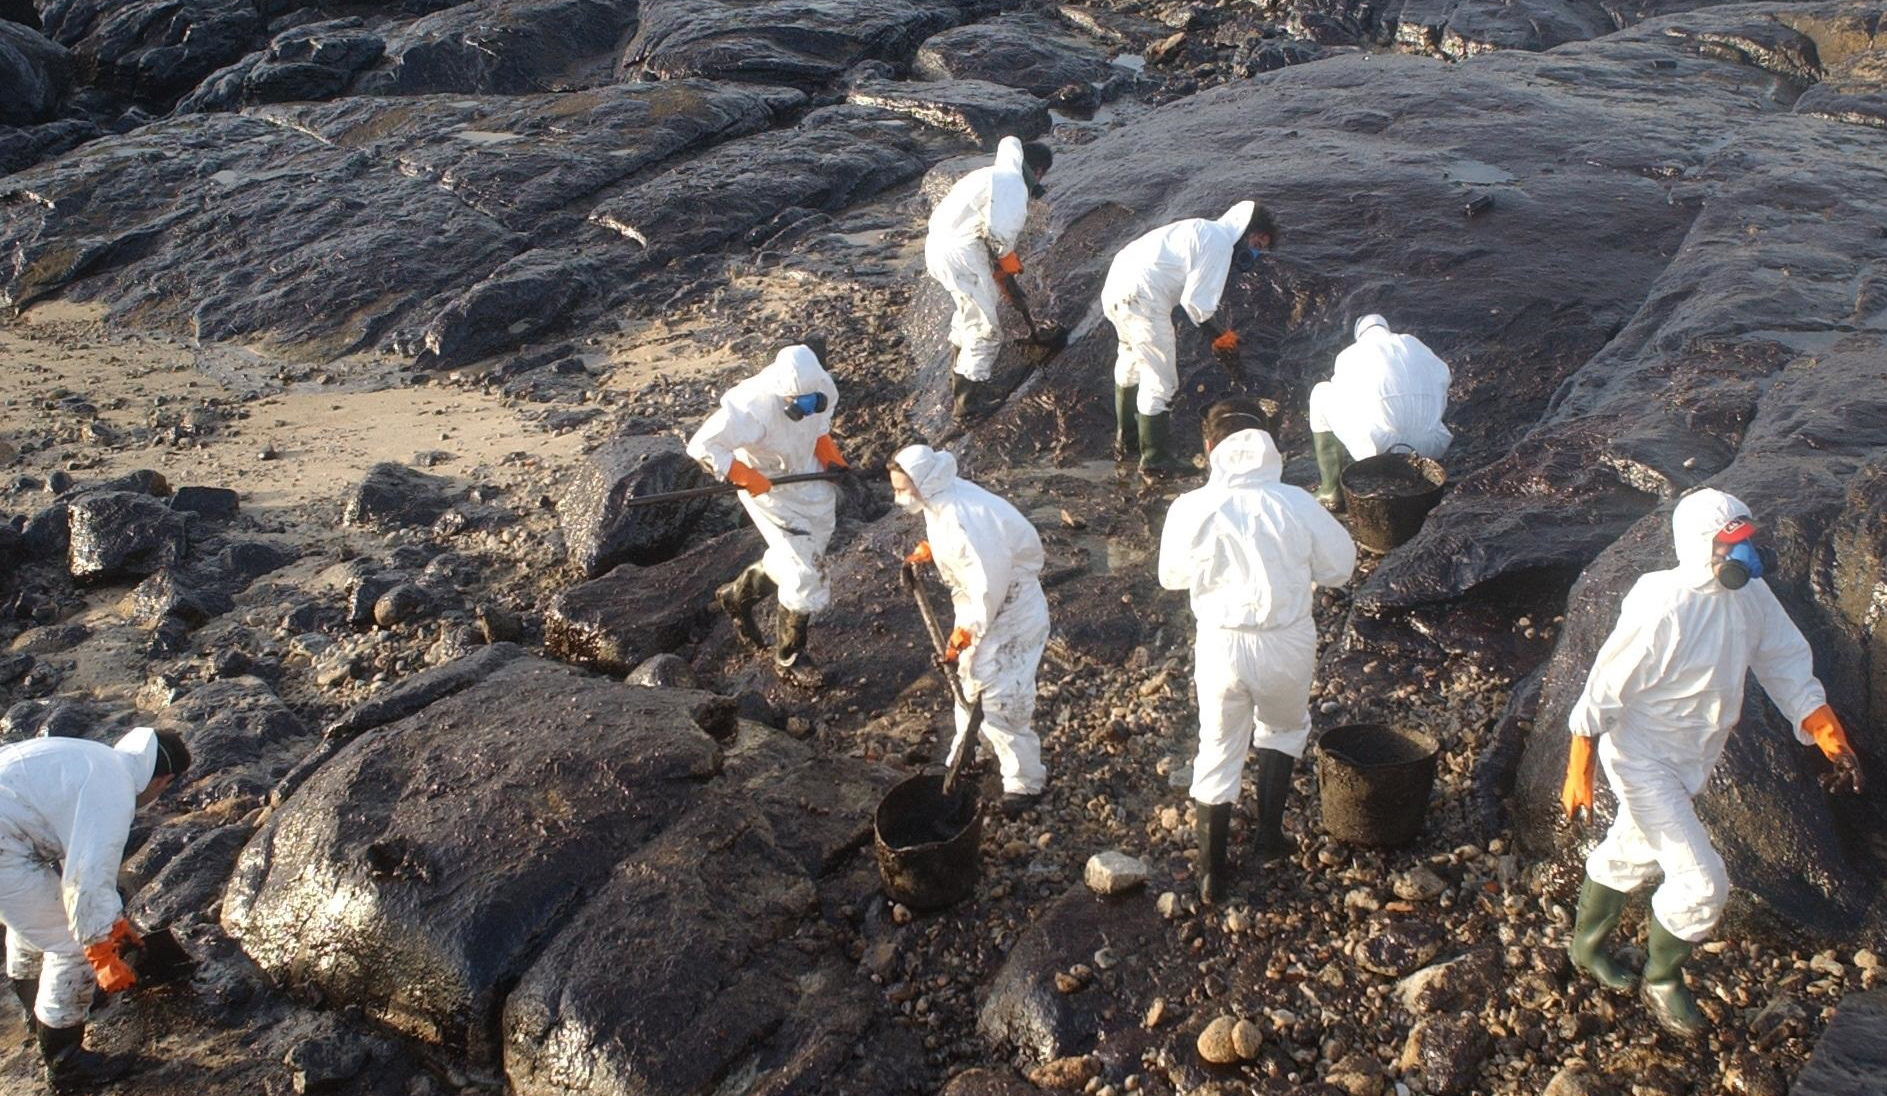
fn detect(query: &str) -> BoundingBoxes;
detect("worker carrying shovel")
[686,340,851,687]
[1,726,191,1091]
[891,445,1051,816]
[1561,488,1864,1038]
[924,135,1055,422]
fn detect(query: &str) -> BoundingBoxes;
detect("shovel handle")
[904,562,982,792]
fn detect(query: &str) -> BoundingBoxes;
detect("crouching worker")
[1159,399,1355,902]
[687,341,849,687]
[1562,488,1864,1037]
[2,726,191,1090]
[1307,314,1453,510]
[891,444,1050,815]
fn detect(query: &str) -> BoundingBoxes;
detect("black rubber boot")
[10,976,37,1036]
[1642,918,1708,1038]
[1137,411,1192,480]
[773,609,824,688]
[1568,877,1636,991]
[950,373,984,421]
[39,1022,133,1092]
[1113,385,1140,461]
[1251,749,1295,863]
[1194,800,1231,904]
[1312,431,1347,511]
[714,564,773,650]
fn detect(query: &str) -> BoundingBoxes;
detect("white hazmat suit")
[1103,201,1254,416]
[0,728,158,1028]
[1569,488,1828,942]
[924,136,1031,382]
[1308,315,1453,460]
[686,345,840,614]
[894,445,1050,795]
[1159,430,1356,804]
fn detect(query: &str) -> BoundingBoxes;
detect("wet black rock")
[913,14,1119,99]
[1356,918,1445,977]
[978,882,1163,1063]
[1792,987,1887,1095]
[1398,1012,1493,1096]
[124,568,235,627]
[940,1070,1045,1096]
[501,726,886,1095]
[39,0,264,103]
[0,117,98,175]
[547,527,762,671]
[0,20,72,125]
[67,490,187,582]
[223,657,725,1061]
[158,676,313,805]
[1386,0,1614,58]
[359,0,637,96]
[170,485,240,520]
[418,248,604,368]
[626,652,700,688]
[623,0,961,86]
[178,18,385,112]
[129,823,250,929]
[283,1031,372,1094]
[372,583,432,628]
[847,77,1052,144]
[220,540,297,581]
[555,433,718,578]
[343,462,457,530]
[0,694,117,741]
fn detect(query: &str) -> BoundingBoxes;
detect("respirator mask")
[1711,517,1777,590]
[783,392,828,422]
[1232,244,1265,273]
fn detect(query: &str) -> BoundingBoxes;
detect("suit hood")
[1207,428,1282,486]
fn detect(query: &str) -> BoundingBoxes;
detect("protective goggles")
[1712,518,1775,589]
[783,392,828,421]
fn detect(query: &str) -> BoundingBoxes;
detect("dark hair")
[1203,396,1278,450]
[1248,203,1279,246]
[1022,142,1053,176]
[153,730,191,779]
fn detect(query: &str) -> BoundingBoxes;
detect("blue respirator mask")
[1232,245,1265,273]
[1712,518,1777,590]
[783,391,828,422]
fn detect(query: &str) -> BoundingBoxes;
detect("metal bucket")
[1316,723,1440,847]
[1340,450,1446,553]
[874,773,982,911]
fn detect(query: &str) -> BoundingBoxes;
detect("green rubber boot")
[950,373,984,421]
[1313,431,1347,511]
[715,564,774,650]
[1567,877,1636,991]
[1114,385,1140,461]
[1642,918,1708,1038]
[1251,749,1296,863]
[1137,411,1193,480]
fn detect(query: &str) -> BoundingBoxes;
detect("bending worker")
[1308,314,1453,509]
[892,444,1050,814]
[687,341,850,687]
[2,726,191,1089]
[923,135,1054,420]
[1103,200,1277,478]
[1561,488,1863,1037]
[1159,399,1354,902]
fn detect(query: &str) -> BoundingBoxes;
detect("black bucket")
[874,773,983,911]
[1316,723,1440,847]
[1340,450,1446,553]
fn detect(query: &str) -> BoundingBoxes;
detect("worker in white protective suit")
[1159,399,1355,903]
[1308,314,1453,509]
[890,444,1051,814]
[924,136,1054,421]
[1561,488,1863,1038]
[686,341,850,686]
[1102,201,1279,478]
[2,726,191,1089]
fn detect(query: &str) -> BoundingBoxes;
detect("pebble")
[1157,891,1181,919]
[1144,997,1166,1029]
[1855,948,1880,970]
[1196,1015,1241,1065]
[890,903,912,926]
[1085,850,1150,895]
[1391,866,1448,902]
[1541,1063,1612,1096]
[1231,1018,1263,1059]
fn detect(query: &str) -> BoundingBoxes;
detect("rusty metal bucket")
[873,773,982,911]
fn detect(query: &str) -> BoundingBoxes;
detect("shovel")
[900,562,983,822]
[998,275,1070,354]
[124,925,196,988]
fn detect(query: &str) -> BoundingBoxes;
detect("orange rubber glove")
[813,434,847,470]
[996,253,1023,277]
[1211,330,1240,353]
[85,938,136,993]
[1561,735,1596,821]
[1804,704,1864,793]
[108,917,143,950]
[943,626,973,663]
[725,460,772,496]
[905,541,932,565]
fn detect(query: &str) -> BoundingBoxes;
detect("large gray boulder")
[500,726,887,1095]
[622,0,962,86]
[546,528,762,671]
[912,15,1117,98]
[223,656,727,1061]
[555,434,719,578]
[0,21,72,125]
[1793,987,1887,1095]
[67,490,187,582]
[37,0,264,103]
[358,0,640,96]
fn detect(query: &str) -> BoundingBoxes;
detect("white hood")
[1217,200,1256,239]
[893,443,959,504]
[759,344,832,401]
[1672,488,1750,580]
[1353,313,1390,341]
[113,725,159,791]
[1207,428,1282,489]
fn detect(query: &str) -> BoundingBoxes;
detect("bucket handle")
[1385,442,1418,457]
